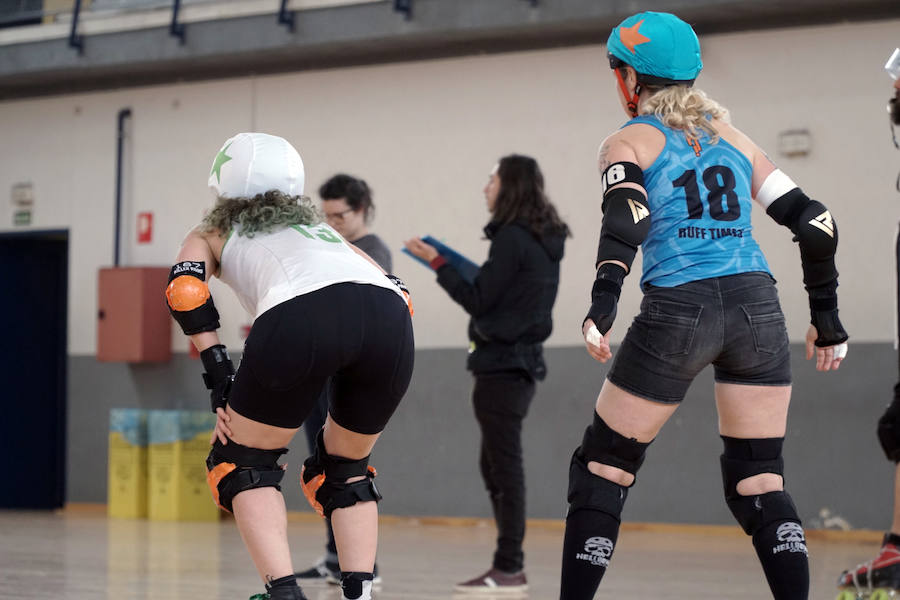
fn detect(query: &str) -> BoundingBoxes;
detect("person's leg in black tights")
[295,385,339,578]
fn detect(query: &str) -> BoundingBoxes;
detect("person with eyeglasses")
[295,173,392,587]
[319,174,392,272]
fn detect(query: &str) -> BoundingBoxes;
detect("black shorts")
[606,272,791,404]
[228,282,415,433]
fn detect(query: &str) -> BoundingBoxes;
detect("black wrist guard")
[584,263,626,335]
[808,285,848,347]
[200,344,235,413]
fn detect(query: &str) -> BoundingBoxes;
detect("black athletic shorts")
[607,272,791,404]
[228,282,415,433]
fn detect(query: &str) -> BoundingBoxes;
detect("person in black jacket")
[405,154,569,594]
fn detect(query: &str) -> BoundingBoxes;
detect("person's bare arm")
[173,229,223,352]
[584,131,652,362]
[169,228,233,442]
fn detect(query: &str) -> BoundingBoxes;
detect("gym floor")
[0,507,881,599]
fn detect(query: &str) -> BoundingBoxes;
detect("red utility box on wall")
[97,267,172,362]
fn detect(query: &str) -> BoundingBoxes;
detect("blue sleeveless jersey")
[625,115,770,287]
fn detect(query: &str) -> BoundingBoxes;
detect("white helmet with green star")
[208,132,305,199]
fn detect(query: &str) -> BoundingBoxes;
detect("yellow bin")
[108,408,148,519]
[148,410,219,521]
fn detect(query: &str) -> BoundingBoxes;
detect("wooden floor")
[0,508,885,599]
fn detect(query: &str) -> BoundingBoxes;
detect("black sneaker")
[295,558,382,586]
[454,567,528,594]
[295,557,340,584]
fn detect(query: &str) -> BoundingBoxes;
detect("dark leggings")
[473,370,536,573]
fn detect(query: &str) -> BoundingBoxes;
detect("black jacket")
[436,220,566,380]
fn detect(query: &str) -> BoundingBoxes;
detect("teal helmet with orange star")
[607,11,702,85]
[606,12,702,116]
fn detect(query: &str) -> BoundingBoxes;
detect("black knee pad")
[206,438,287,513]
[566,449,629,520]
[300,428,382,519]
[721,436,799,535]
[580,412,652,478]
[878,386,900,462]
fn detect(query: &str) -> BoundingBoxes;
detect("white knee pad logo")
[576,536,614,567]
[773,522,808,555]
[776,522,805,543]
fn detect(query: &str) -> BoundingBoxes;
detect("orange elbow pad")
[166,275,211,311]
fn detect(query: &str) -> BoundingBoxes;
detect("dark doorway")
[0,230,68,508]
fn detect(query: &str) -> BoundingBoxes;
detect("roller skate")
[836,533,900,599]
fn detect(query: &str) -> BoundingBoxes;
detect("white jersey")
[217,222,402,318]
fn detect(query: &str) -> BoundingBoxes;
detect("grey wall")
[72,342,897,529]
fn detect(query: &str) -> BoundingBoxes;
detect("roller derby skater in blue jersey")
[560,11,848,600]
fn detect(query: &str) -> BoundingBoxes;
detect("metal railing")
[0,0,543,49]
[0,0,392,49]
[0,0,43,27]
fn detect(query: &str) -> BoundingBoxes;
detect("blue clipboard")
[403,235,480,284]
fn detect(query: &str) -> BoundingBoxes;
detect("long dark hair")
[491,154,570,238]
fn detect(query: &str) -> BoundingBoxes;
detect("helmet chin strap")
[614,68,642,117]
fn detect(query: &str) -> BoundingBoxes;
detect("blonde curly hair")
[640,86,729,143]
[201,190,322,237]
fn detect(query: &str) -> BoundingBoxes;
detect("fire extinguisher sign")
[137,212,153,244]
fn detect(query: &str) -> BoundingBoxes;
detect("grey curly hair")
[200,190,322,237]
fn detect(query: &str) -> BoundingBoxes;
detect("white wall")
[1,17,897,355]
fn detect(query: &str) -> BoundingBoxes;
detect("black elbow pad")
[765,188,807,227]
[767,190,838,290]
[596,186,651,269]
[795,200,837,258]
